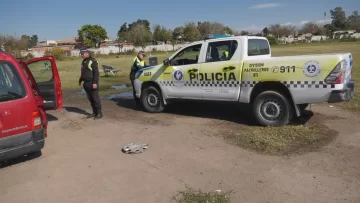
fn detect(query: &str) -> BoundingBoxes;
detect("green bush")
[266,36,278,45]
[44,46,65,60]
[339,36,358,42]
[23,53,34,60]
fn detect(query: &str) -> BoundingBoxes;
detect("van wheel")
[141,86,164,113]
[253,91,293,126]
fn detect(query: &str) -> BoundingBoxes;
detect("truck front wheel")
[141,86,165,113]
[253,91,293,126]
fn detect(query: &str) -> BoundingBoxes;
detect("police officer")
[130,51,147,101]
[78,49,103,119]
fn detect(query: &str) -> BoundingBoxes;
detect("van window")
[0,62,26,102]
[248,39,270,56]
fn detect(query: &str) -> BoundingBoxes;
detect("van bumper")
[0,128,45,162]
[328,80,355,103]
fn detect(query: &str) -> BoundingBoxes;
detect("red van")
[0,51,63,162]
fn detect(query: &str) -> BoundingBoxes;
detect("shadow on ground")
[0,151,42,169]
[112,97,314,126]
[46,113,58,121]
[64,106,92,116]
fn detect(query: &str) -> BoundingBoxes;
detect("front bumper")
[328,80,355,103]
[0,128,45,162]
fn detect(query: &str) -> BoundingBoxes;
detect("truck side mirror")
[163,59,170,66]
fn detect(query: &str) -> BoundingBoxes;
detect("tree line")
[76,6,359,48]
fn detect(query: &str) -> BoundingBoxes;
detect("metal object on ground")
[122,142,149,154]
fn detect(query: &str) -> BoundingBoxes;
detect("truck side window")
[0,62,26,102]
[205,40,238,63]
[248,39,270,56]
[171,44,202,66]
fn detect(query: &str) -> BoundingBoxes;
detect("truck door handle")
[223,66,235,71]
[188,68,198,72]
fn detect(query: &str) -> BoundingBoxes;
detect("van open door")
[24,56,63,110]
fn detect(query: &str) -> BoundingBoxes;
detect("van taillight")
[32,111,42,130]
[325,60,345,84]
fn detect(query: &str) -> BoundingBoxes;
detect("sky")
[1,0,359,41]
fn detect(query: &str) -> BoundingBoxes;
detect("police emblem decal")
[174,70,183,81]
[303,61,320,77]
[173,69,185,87]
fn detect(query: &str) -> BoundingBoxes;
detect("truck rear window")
[0,62,26,102]
[248,39,270,56]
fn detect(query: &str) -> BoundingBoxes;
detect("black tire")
[298,103,309,112]
[141,86,165,113]
[253,90,293,126]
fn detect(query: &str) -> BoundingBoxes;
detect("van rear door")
[24,56,63,110]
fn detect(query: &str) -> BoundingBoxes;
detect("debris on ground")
[122,142,149,154]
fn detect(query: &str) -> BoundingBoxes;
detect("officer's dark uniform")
[130,52,147,100]
[78,51,103,119]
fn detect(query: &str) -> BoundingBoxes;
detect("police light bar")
[204,34,232,40]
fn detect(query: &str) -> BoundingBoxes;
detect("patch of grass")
[223,113,339,156]
[54,53,171,92]
[171,186,232,203]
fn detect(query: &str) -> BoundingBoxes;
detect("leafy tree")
[128,19,151,32]
[78,24,108,48]
[172,26,184,41]
[127,23,152,49]
[262,27,269,36]
[0,34,28,56]
[301,22,325,35]
[240,31,249,35]
[268,24,296,37]
[224,26,234,35]
[323,24,336,36]
[197,21,225,37]
[183,22,201,42]
[153,24,172,44]
[28,35,38,47]
[330,7,348,30]
[347,11,360,31]
[21,35,30,48]
[117,23,129,42]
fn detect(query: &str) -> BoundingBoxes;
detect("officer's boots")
[94,109,103,120]
[87,107,96,118]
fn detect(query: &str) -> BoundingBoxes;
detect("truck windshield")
[0,61,26,102]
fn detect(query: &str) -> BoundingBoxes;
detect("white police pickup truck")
[133,34,355,126]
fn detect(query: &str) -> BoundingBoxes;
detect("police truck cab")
[133,34,355,126]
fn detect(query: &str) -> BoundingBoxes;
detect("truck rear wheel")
[141,86,165,113]
[253,91,293,126]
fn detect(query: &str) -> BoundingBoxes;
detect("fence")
[21,43,188,58]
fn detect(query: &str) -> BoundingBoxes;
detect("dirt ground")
[1,91,360,203]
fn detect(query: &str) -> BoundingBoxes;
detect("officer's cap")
[80,48,90,55]
[138,51,147,57]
